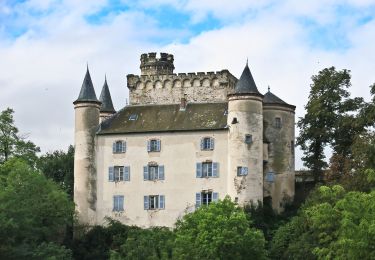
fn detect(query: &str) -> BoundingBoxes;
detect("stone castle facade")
[73,52,296,227]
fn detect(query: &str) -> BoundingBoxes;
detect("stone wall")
[127,70,237,105]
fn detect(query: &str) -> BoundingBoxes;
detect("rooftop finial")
[268,85,270,92]
[246,57,248,66]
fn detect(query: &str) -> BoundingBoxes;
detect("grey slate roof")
[74,67,100,103]
[263,90,296,109]
[234,63,261,95]
[99,77,115,113]
[98,102,228,135]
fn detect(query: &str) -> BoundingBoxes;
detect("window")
[113,140,126,153]
[143,165,165,181]
[245,134,252,144]
[129,114,138,121]
[196,191,218,208]
[196,162,219,178]
[275,117,281,128]
[109,166,130,182]
[291,141,294,155]
[147,139,161,152]
[144,195,165,210]
[113,195,124,211]
[265,172,275,182]
[200,137,214,150]
[237,166,248,176]
[231,117,238,124]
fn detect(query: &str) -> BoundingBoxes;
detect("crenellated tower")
[227,63,264,205]
[73,67,101,225]
[140,52,175,76]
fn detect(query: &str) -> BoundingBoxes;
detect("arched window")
[112,140,126,153]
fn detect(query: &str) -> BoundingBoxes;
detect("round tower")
[99,76,116,123]
[73,67,101,225]
[140,52,174,76]
[227,63,264,205]
[263,88,295,211]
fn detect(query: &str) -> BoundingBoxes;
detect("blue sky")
[0,0,375,169]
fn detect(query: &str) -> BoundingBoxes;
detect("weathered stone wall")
[227,95,264,205]
[263,105,295,212]
[74,102,100,225]
[127,70,237,105]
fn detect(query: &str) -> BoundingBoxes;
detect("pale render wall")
[95,131,229,228]
[74,103,100,225]
[227,97,264,205]
[263,106,295,211]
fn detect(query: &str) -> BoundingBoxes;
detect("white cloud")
[0,0,374,169]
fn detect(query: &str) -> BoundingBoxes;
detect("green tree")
[0,108,40,165]
[174,197,267,260]
[38,145,74,198]
[0,158,74,259]
[297,67,363,182]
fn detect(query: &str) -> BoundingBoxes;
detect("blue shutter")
[158,165,165,180]
[196,192,201,208]
[242,167,248,176]
[119,196,124,211]
[143,166,149,180]
[213,192,219,202]
[157,140,161,151]
[196,163,202,178]
[124,166,130,181]
[147,140,151,152]
[200,138,204,150]
[210,138,215,150]
[122,141,126,153]
[212,162,219,177]
[109,167,114,181]
[159,195,165,209]
[144,196,149,210]
[112,142,116,153]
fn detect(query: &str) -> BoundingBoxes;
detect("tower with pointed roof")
[73,67,101,225]
[99,76,116,122]
[227,63,264,204]
[263,88,296,210]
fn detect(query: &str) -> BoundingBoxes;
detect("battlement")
[140,52,175,76]
[127,68,237,105]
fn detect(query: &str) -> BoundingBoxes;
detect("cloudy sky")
[1,0,374,169]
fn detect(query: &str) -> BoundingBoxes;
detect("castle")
[73,52,296,227]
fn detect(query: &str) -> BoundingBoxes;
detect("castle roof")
[99,77,115,113]
[74,67,100,104]
[97,102,228,135]
[234,63,262,95]
[263,89,296,109]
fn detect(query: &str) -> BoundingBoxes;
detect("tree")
[0,108,40,165]
[174,197,267,260]
[0,158,74,259]
[38,145,74,198]
[297,67,363,182]
[270,185,375,259]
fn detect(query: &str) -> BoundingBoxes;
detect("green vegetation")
[0,65,374,259]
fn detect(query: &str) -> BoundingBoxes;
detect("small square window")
[237,166,248,176]
[129,114,138,120]
[201,137,214,150]
[113,195,124,212]
[245,134,252,144]
[148,139,161,152]
[113,140,126,153]
[266,172,275,182]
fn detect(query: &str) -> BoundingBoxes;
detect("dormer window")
[200,137,214,150]
[113,140,126,153]
[129,114,138,121]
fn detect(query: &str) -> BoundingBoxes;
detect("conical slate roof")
[263,89,288,105]
[99,77,115,113]
[74,67,100,103]
[234,63,261,95]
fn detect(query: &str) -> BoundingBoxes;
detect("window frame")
[196,162,219,178]
[144,195,165,210]
[201,137,214,151]
[143,164,165,181]
[196,191,219,208]
[237,166,249,176]
[275,117,282,128]
[113,195,124,212]
[113,140,126,153]
[147,139,161,152]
